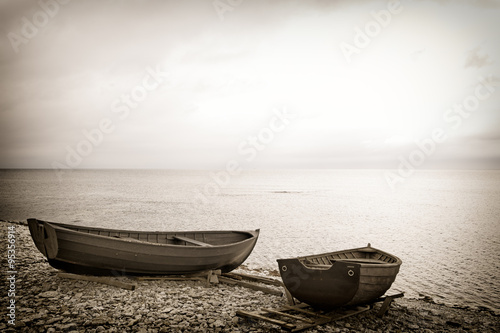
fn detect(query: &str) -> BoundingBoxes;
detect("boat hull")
[277,245,402,308]
[28,218,259,275]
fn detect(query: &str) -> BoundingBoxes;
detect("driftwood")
[57,273,137,290]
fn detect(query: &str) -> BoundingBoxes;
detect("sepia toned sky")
[1,0,499,169]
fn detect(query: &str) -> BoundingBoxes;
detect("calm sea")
[1,169,499,313]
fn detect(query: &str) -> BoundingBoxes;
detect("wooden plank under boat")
[28,218,259,275]
[277,244,402,308]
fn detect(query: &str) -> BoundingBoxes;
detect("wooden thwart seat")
[173,236,213,247]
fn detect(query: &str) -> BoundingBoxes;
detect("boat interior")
[301,248,399,269]
[52,223,253,246]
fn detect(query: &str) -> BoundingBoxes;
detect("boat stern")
[27,218,58,259]
[277,258,361,308]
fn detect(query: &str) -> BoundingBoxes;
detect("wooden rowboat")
[28,218,259,275]
[277,244,402,308]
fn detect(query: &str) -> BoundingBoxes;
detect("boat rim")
[30,218,259,248]
[278,245,403,266]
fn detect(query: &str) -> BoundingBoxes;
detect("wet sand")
[1,220,498,332]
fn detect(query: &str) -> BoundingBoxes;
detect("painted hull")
[28,218,259,275]
[277,245,402,308]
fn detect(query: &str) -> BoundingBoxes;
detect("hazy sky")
[1,0,499,170]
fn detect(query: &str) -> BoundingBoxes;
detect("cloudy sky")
[1,0,499,170]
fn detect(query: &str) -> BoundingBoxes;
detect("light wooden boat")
[28,218,259,275]
[277,244,402,308]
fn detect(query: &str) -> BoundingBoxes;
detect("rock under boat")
[28,218,259,275]
[277,244,402,308]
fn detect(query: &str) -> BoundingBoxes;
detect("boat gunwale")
[300,261,402,270]
[33,219,259,249]
[290,246,403,268]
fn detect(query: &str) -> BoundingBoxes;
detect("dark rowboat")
[28,218,259,275]
[277,244,402,308]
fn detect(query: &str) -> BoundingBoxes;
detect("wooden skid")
[374,292,404,317]
[236,310,296,331]
[236,292,404,332]
[133,269,220,280]
[223,272,283,287]
[237,303,370,332]
[219,276,282,296]
[58,273,137,290]
[132,271,283,295]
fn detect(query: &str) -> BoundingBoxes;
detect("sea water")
[1,169,499,313]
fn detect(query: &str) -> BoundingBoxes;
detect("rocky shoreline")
[1,220,498,332]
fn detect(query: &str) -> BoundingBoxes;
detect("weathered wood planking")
[236,302,371,332]
[28,218,259,275]
[277,244,402,308]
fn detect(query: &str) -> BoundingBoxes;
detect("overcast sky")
[1,0,499,170]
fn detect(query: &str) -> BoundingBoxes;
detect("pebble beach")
[1,220,498,332]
